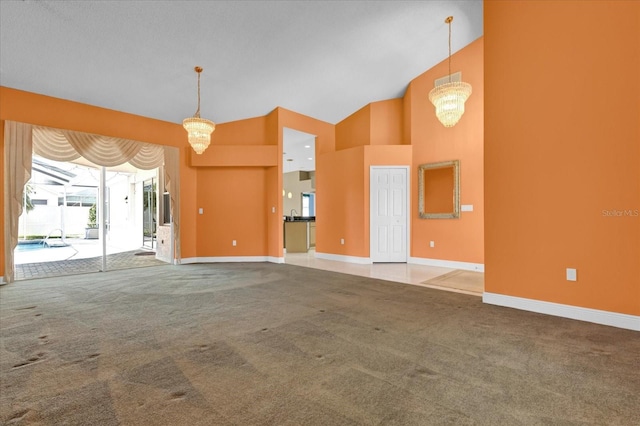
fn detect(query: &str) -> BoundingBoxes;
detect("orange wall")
[317,145,413,258]
[0,123,4,279]
[0,87,199,266]
[485,1,640,315]
[211,116,270,146]
[265,109,281,259]
[370,99,403,146]
[335,105,370,151]
[402,86,413,145]
[409,37,484,264]
[326,98,408,259]
[336,99,403,150]
[190,145,278,167]
[317,147,366,256]
[196,167,268,256]
[174,107,334,261]
[276,108,335,156]
[192,116,273,258]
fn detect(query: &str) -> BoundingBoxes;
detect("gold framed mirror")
[418,160,460,219]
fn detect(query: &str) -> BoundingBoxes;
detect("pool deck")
[14,238,166,281]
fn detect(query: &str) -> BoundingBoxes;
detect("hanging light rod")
[183,66,215,155]
[444,16,453,80]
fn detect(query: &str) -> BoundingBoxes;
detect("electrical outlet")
[566,268,577,281]
[340,238,345,245]
[232,240,237,246]
[429,241,435,248]
[198,208,203,214]
[271,206,275,213]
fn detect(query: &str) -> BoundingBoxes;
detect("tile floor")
[285,249,483,296]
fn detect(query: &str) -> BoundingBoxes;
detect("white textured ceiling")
[0,1,483,126]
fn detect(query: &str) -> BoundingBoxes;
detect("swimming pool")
[16,241,65,252]
[14,241,79,264]
[16,242,45,251]
[14,238,144,265]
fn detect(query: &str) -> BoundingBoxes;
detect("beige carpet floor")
[422,270,484,294]
[1,263,638,425]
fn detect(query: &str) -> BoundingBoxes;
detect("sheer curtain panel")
[4,121,33,283]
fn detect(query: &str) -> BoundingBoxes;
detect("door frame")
[369,166,410,263]
[142,177,157,250]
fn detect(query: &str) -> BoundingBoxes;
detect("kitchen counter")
[284,217,315,253]
[284,216,315,222]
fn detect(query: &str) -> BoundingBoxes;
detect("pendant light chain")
[448,18,452,82]
[195,67,202,118]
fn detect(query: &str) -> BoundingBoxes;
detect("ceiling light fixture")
[183,66,215,154]
[428,16,472,127]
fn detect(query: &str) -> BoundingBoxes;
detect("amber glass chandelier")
[428,16,472,127]
[183,66,215,154]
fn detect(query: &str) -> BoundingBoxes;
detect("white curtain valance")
[33,126,80,162]
[130,144,166,170]
[62,129,142,167]
[32,126,164,170]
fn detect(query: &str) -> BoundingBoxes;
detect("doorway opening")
[14,155,165,280]
[282,128,317,261]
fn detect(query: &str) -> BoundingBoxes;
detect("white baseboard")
[483,292,640,331]
[315,252,372,264]
[181,256,270,264]
[408,257,484,272]
[267,256,285,264]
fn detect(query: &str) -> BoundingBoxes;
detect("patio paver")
[15,250,166,281]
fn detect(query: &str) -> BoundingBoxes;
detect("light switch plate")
[429,241,435,248]
[198,208,203,215]
[566,268,577,281]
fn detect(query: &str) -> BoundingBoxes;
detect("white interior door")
[370,167,408,262]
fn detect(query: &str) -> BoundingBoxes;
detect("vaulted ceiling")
[0,1,483,126]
